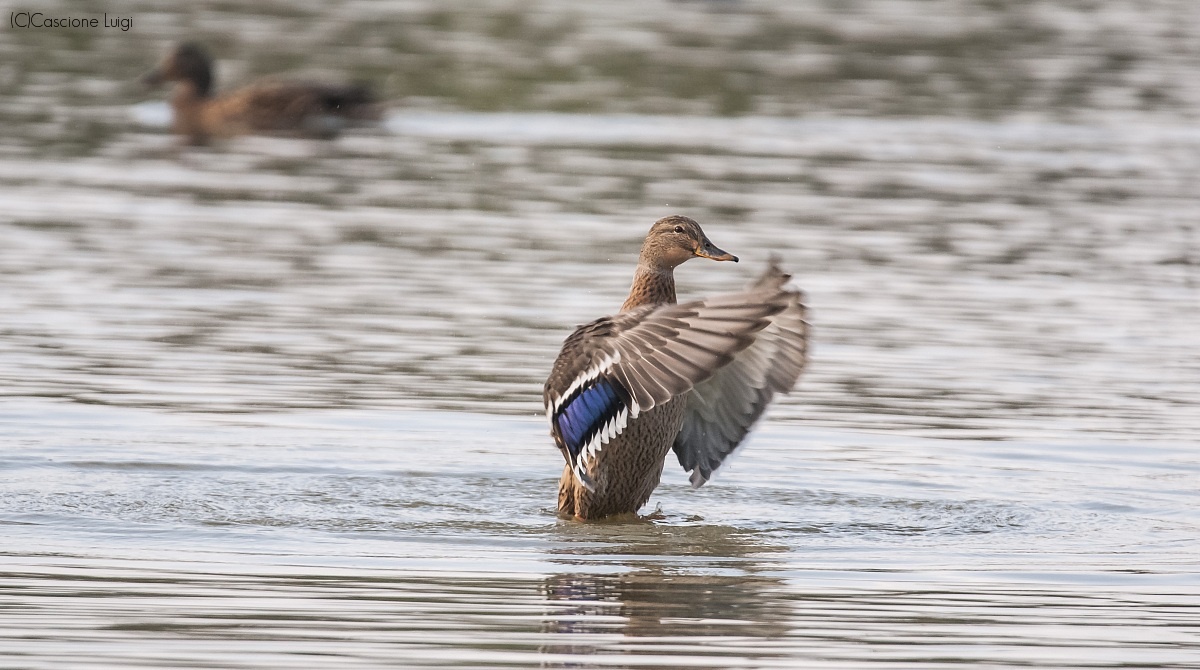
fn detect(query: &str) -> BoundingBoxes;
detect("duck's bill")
[696,240,738,262]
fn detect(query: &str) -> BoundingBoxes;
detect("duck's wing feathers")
[545,294,788,490]
[672,260,809,487]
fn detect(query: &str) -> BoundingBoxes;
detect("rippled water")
[4,2,1200,667]
[5,400,1199,668]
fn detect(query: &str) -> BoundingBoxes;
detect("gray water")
[4,2,1200,668]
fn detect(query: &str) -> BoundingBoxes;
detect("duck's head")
[141,42,214,96]
[639,215,738,270]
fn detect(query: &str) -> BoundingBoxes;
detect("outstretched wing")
[545,295,788,490]
[672,261,809,487]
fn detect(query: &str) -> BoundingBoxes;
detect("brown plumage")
[544,215,809,520]
[141,42,380,145]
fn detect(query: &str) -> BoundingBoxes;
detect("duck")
[544,215,809,520]
[141,42,380,145]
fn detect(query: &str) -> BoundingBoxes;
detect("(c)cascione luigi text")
[10,12,133,31]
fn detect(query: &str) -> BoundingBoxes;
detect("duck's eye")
[673,225,685,233]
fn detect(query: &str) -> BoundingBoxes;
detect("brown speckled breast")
[558,396,687,519]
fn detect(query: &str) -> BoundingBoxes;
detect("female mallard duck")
[545,215,809,520]
[141,42,379,145]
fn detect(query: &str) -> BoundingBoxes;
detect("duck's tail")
[316,83,382,120]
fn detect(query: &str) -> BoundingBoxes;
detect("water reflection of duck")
[140,42,380,145]
[545,215,809,520]
[540,523,791,664]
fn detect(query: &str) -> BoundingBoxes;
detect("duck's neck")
[621,263,676,312]
[171,79,212,103]
[170,81,211,144]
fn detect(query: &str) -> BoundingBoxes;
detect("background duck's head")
[639,215,738,270]
[141,42,214,97]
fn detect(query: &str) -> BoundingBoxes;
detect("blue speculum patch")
[556,378,624,458]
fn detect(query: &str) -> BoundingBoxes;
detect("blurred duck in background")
[141,42,380,145]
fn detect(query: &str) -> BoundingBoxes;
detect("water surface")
[4,401,1199,668]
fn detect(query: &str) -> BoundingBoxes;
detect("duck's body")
[545,215,809,520]
[556,398,685,519]
[143,43,379,145]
